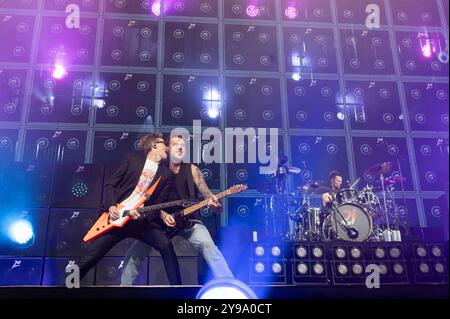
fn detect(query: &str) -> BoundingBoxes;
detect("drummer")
[322,170,343,208]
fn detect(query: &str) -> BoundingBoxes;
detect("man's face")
[153,138,167,160]
[169,137,186,163]
[331,176,343,190]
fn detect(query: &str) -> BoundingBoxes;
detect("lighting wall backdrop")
[0,0,448,238]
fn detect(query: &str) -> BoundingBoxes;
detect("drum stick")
[351,178,361,189]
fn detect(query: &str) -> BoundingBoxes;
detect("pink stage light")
[285,6,298,19]
[151,2,161,16]
[419,36,435,58]
[421,42,432,58]
[52,64,67,79]
[246,5,259,17]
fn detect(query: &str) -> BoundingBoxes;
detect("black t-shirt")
[166,163,201,221]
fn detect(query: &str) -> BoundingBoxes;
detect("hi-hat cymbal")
[268,166,301,175]
[365,162,393,176]
[298,180,330,194]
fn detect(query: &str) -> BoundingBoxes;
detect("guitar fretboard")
[137,200,184,214]
[182,189,231,216]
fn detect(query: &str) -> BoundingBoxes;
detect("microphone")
[347,227,359,240]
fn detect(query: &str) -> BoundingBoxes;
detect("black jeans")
[78,219,181,285]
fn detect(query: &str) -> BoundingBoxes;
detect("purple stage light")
[285,6,298,19]
[151,1,161,16]
[292,73,301,81]
[246,5,259,17]
[52,64,67,79]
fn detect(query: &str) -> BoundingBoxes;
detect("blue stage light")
[196,278,258,299]
[8,219,34,245]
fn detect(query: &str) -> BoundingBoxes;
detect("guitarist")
[77,132,182,285]
[121,135,234,285]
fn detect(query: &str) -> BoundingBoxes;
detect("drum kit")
[263,161,407,243]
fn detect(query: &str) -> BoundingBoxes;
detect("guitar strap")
[185,163,196,199]
[134,176,162,210]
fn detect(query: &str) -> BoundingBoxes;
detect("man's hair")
[329,170,343,181]
[137,132,164,153]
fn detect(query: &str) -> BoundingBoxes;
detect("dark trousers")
[78,219,181,285]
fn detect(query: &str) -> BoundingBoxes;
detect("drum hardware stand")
[295,193,309,241]
[395,154,409,236]
[271,155,303,241]
[379,173,392,241]
[387,185,402,242]
[365,184,383,241]
[263,194,277,240]
[380,140,409,237]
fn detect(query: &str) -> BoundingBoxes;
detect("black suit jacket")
[102,153,174,221]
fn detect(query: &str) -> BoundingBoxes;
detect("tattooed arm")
[191,164,213,198]
[191,165,222,210]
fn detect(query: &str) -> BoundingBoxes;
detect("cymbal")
[365,162,393,176]
[269,166,301,175]
[298,180,330,195]
[375,176,407,185]
[287,166,301,174]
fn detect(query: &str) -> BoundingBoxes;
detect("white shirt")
[120,159,158,210]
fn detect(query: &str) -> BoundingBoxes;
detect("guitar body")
[83,204,131,243]
[165,212,193,239]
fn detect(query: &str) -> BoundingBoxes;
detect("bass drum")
[322,203,372,242]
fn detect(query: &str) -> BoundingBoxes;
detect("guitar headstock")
[228,184,248,195]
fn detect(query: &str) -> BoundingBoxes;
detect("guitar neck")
[137,200,184,215]
[181,189,230,217]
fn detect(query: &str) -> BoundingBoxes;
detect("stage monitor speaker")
[0,208,49,256]
[409,243,448,284]
[148,256,198,285]
[0,257,43,286]
[42,257,95,286]
[292,243,329,285]
[95,257,148,285]
[52,164,104,208]
[45,209,98,257]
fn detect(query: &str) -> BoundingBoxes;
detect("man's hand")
[129,208,141,220]
[160,211,176,227]
[109,206,119,220]
[207,194,222,213]
[322,193,333,206]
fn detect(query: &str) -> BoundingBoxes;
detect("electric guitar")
[165,184,248,239]
[83,178,196,243]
